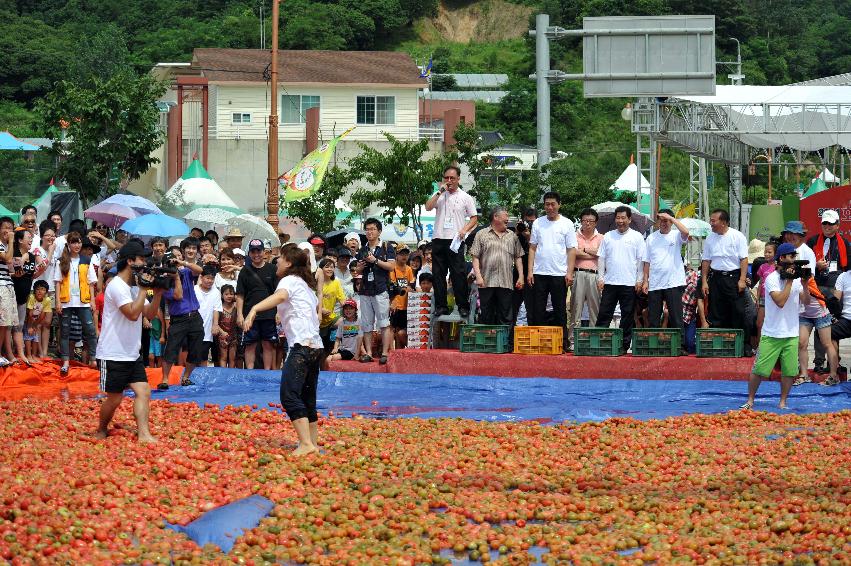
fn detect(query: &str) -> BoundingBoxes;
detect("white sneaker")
[0,356,9,367]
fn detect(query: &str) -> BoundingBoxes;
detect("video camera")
[388,280,407,299]
[778,259,812,280]
[135,252,179,289]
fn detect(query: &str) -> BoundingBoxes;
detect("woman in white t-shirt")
[243,244,323,457]
[54,232,99,374]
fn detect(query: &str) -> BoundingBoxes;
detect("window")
[232,113,251,124]
[281,94,320,124]
[356,95,395,125]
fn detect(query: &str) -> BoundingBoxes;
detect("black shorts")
[164,312,207,364]
[99,358,147,394]
[338,349,355,360]
[831,317,851,341]
[243,318,278,344]
[390,310,407,329]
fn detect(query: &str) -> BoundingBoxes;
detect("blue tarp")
[154,367,850,423]
[165,495,274,553]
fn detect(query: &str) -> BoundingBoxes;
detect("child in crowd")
[328,299,362,361]
[213,284,237,368]
[147,302,165,368]
[318,258,345,352]
[195,265,222,367]
[24,280,51,359]
[417,272,434,293]
[755,241,778,342]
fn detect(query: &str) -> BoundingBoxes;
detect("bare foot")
[138,434,157,444]
[94,430,108,440]
[292,444,318,456]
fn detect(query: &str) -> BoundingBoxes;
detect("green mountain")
[2,0,849,208]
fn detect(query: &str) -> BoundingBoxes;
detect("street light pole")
[267,0,280,231]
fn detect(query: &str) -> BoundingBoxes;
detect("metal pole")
[535,13,550,169]
[730,165,742,229]
[267,0,280,231]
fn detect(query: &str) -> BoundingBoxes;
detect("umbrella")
[100,194,162,215]
[122,214,190,238]
[323,229,365,249]
[184,207,238,226]
[226,214,278,246]
[592,202,652,235]
[681,218,711,238]
[84,202,142,228]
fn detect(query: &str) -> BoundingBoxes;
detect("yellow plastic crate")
[513,326,563,355]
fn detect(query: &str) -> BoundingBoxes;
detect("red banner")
[799,183,851,239]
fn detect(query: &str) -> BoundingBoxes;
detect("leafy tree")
[283,167,353,235]
[348,133,453,241]
[490,167,547,218]
[37,72,167,208]
[68,25,132,86]
[545,159,616,220]
[430,74,457,92]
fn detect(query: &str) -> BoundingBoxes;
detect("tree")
[348,133,452,241]
[490,167,546,218]
[37,71,167,208]
[283,166,353,235]
[545,159,616,220]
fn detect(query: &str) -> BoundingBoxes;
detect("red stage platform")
[328,349,758,381]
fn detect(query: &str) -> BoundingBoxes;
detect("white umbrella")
[226,214,278,246]
[592,201,642,215]
[184,207,238,226]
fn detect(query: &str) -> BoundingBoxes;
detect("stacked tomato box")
[406,291,433,349]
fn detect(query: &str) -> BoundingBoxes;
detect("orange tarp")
[0,361,185,401]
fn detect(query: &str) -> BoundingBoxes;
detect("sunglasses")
[822,221,838,226]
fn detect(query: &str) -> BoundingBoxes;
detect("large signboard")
[582,15,716,97]
[799,184,851,240]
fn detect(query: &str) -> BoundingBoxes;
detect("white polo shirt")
[432,189,477,240]
[702,227,748,271]
[645,229,688,291]
[599,228,646,286]
[529,215,577,276]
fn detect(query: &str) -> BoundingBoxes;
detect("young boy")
[328,299,362,361]
[25,280,52,359]
[195,265,222,367]
[418,272,434,294]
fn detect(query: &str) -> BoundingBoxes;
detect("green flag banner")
[279,128,353,203]
[748,204,785,242]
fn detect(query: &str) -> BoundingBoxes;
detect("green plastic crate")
[574,328,623,356]
[460,324,511,354]
[696,328,744,358]
[633,329,682,357]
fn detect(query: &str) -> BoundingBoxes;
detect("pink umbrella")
[84,202,142,228]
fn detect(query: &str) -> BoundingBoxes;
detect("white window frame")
[355,95,396,126]
[281,94,321,124]
[231,112,251,124]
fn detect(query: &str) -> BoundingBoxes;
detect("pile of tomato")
[1,398,849,564]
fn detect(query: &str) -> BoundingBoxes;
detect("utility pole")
[266,0,280,231]
[534,13,550,169]
[727,38,744,228]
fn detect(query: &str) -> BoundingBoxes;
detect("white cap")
[822,209,840,224]
[233,248,246,257]
[344,232,361,248]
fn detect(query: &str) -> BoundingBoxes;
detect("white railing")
[418,127,444,141]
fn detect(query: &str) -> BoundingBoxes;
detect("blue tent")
[0,132,41,151]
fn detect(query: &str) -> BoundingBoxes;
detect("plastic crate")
[573,328,624,357]
[696,328,744,358]
[633,329,681,357]
[459,325,511,354]
[513,326,563,355]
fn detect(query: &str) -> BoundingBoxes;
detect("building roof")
[791,72,851,86]
[448,74,509,89]
[192,49,427,87]
[421,90,507,103]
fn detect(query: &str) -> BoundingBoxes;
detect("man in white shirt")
[195,265,223,367]
[527,192,577,351]
[742,243,811,409]
[642,209,690,343]
[825,270,851,387]
[596,206,647,352]
[700,209,752,356]
[94,241,167,443]
[425,165,478,318]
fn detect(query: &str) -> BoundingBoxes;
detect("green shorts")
[753,335,798,377]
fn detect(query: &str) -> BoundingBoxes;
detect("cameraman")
[156,239,204,390]
[742,242,811,410]
[94,241,165,443]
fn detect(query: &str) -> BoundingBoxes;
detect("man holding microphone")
[425,165,478,318]
[94,241,167,443]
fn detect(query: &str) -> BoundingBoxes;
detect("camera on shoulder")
[135,256,178,289]
[779,259,812,280]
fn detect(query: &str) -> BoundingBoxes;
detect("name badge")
[367,271,374,282]
[444,216,455,230]
[829,261,838,272]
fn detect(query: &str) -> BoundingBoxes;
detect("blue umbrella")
[101,194,162,215]
[121,214,190,237]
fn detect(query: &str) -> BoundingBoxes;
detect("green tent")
[0,202,18,222]
[802,178,828,198]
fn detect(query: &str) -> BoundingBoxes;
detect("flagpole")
[267,0,280,231]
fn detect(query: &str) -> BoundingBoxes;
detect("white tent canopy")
[609,162,651,194]
[813,167,839,183]
[676,85,851,151]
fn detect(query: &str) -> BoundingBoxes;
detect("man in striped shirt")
[470,207,525,325]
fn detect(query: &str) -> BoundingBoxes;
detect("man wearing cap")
[807,209,850,374]
[335,247,354,298]
[389,243,416,348]
[225,227,244,252]
[642,209,690,344]
[236,238,279,370]
[343,232,361,256]
[701,209,752,355]
[95,241,167,443]
[308,235,325,263]
[470,206,525,326]
[157,238,205,390]
[742,242,811,409]
[425,165,478,318]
